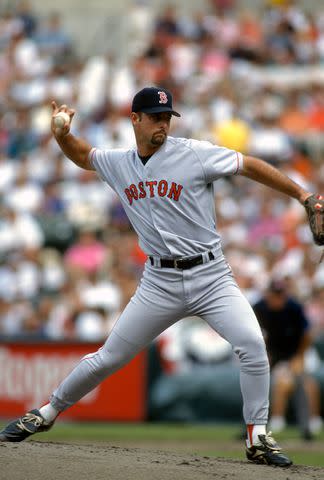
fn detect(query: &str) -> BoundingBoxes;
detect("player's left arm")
[241,155,324,247]
[240,155,312,204]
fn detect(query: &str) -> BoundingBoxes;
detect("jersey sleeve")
[194,140,243,183]
[88,147,117,189]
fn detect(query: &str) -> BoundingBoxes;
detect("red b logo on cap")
[158,91,168,104]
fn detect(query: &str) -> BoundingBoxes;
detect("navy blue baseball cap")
[132,87,181,117]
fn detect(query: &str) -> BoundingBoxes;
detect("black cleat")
[246,432,293,467]
[0,409,53,442]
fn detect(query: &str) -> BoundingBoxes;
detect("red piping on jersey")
[234,151,240,175]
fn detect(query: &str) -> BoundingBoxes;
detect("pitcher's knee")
[236,335,269,375]
[80,345,132,379]
[97,346,132,374]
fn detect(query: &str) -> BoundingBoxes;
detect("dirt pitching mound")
[1,441,323,480]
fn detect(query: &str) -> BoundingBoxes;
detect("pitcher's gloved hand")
[304,194,324,246]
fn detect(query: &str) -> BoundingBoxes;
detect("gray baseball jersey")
[89,137,243,256]
[51,136,270,429]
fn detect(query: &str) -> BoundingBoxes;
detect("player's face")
[145,112,172,145]
[132,112,172,150]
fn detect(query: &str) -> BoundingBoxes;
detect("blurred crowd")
[0,0,323,346]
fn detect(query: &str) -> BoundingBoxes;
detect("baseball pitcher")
[1,87,323,468]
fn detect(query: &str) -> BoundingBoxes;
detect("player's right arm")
[51,101,94,171]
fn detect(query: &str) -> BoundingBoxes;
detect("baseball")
[53,112,70,129]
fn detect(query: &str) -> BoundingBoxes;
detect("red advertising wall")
[0,343,147,421]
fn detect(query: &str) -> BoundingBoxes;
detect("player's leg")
[0,265,185,442]
[200,280,270,428]
[194,269,292,467]
[50,305,182,412]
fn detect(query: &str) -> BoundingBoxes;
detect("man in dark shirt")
[253,279,322,439]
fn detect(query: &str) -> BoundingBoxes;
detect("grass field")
[1,421,323,467]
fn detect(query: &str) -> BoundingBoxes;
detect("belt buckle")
[174,258,184,269]
[174,252,211,270]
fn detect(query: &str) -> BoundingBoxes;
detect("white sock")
[246,424,267,447]
[39,403,60,424]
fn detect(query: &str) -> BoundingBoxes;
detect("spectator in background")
[230,10,263,63]
[0,207,44,253]
[0,298,35,338]
[155,5,180,41]
[247,197,282,249]
[0,8,25,49]
[18,309,48,339]
[41,181,65,215]
[248,111,293,165]
[0,150,16,193]
[16,0,37,38]
[279,91,309,147]
[253,279,322,439]
[214,111,251,153]
[73,307,110,341]
[6,158,44,213]
[7,110,38,158]
[35,12,71,59]
[63,229,106,276]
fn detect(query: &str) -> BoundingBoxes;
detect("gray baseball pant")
[50,250,269,425]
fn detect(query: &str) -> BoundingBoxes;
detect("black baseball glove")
[304,194,324,246]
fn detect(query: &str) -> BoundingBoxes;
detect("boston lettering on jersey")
[124,180,183,206]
